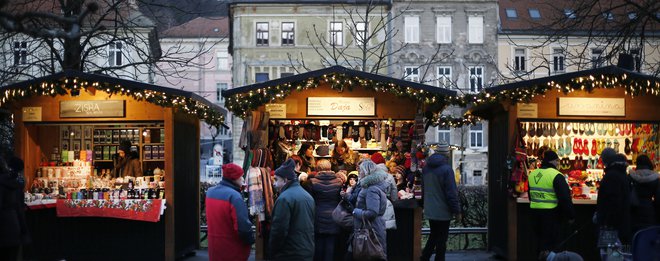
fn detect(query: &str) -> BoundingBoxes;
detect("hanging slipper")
[529,122,536,137]
[550,122,557,136]
[624,138,632,155]
[591,139,597,156]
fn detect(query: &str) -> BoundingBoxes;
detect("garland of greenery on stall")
[0,77,225,127]
[225,71,660,128]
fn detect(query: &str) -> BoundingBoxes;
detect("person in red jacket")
[206,163,254,260]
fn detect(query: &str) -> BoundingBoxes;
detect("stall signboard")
[307,97,375,116]
[517,103,538,118]
[60,100,126,118]
[265,103,287,118]
[558,98,625,117]
[22,107,42,122]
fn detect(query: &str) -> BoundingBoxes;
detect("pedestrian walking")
[0,154,30,261]
[205,163,254,261]
[270,158,315,261]
[629,154,659,234]
[307,159,343,261]
[351,159,389,260]
[420,142,463,261]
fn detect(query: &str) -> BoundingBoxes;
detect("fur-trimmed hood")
[630,169,660,183]
[360,171,388,188]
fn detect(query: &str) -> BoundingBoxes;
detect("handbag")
[332,200,354,228]
[597,227,619,248]
[384,199,397,230]
[352,216,387,261]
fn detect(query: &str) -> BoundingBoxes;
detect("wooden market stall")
[472,66,660,261]
[0,70,226,261]
[223,65,457,261]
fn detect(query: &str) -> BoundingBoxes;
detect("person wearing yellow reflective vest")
[528,150,575,260]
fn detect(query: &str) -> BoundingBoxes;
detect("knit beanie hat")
[601,148,617,166]
[222,163,244,180]
[435,141,450,155]
[542,150,559,163]
[275,158,297,180]
[119,139,132,153]
[371,152,386,165]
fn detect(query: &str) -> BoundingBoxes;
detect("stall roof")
[487,65,659,94]
[222,65,457,117]
[0,70,227,127]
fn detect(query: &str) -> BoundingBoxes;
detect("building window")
[256,22,269,46]
[529,9,541,19]
[468,66,484,93]
[630,49,642,71]
[404,16,419,43]
[330,22,343,46]
[505,9,518,19]
[355,22,367,46]
[436,16,451,44]
[628,12,637,20]
[108,41,123,66]
[404,67,420,82]
[216,83,228,104]
[437,126,451,144]
[217,51,229,70]
[281,22,294,46]
[514,48,526,72]
[591,49,604,68]
[13,41,27,66]
[552,48,565,73]
[473,170,482,177]
[437,66,452,88]
[280,72,294,78]
[564,9,576,19]
[470,123,484,148]
[468,16,483,44]
[255,73,269,83]
[603,12,614,21]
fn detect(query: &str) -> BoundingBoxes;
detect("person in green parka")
[270,158,315,260]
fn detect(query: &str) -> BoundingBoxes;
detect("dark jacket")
[422,153,460,221]
[113,152,142,177]
[307,171,343,235]
[0,171,30,247]
[353,171,388,254]
[205,179,254,261]
[596,161,632,243]
[269,181,315,261]
[629,168,660,233]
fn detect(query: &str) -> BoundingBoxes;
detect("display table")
[56,199,166,222]
[26,199,57,210]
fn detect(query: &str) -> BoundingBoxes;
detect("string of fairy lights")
[0,77,225,127]
[1,72,658,128]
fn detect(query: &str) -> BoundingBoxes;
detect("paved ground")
[182,249,501,261]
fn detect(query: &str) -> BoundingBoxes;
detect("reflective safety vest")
[528,168,562,209]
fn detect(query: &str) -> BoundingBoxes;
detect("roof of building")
[161,17,229,38]
[0,70,227,127]
[499,0,660,34]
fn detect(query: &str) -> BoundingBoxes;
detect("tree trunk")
[63,0,83,70]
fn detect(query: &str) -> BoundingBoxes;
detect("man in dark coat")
[270,158,315,261]
[420,142,462,261]
[0,154,30,261]
[596,149,632,244]
[306,159,342,261]
[628,154,659,235]
[206,163,254,261]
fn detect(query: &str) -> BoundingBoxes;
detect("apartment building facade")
[391,0,499,185]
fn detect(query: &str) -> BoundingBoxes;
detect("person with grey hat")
[595,150,632,246]
[112,139,142,177]
[269,158,315,261]
[421,141,461,261]
[528,150,574,260]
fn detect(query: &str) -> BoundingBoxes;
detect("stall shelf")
[0,70,226,261]
[471,65,660,261]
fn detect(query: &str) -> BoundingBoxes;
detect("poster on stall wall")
[265,103,286,118]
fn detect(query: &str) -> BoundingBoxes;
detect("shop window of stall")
[437,126,451,144]
[281,22,295,46]
[552,48,565,73]
[256,22,269,46]
[437,66,452,88]
[469,66,484,93]
[404,67,420,82]
[13,41,28,66]
[470,123,483,148]
[108,41,123,67]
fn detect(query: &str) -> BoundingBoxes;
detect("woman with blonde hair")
[331,139,357,172]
